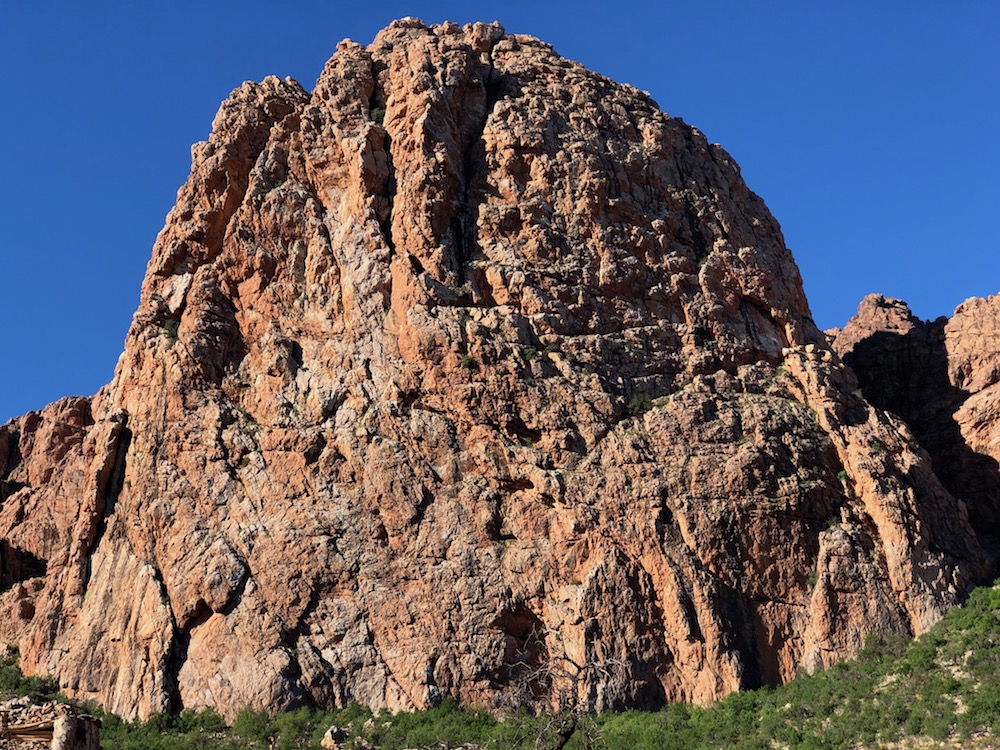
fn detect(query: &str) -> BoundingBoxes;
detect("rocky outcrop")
[0,20,991,720]
[0,698,100,750]
[831,293,1000,557]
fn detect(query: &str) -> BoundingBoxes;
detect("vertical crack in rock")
[454,39,506,296]
[369,61,397,257]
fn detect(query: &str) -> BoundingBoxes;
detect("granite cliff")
[0,20,994,720]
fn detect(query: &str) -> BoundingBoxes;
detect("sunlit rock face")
[0,20,990,720]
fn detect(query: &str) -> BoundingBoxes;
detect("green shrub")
[177,707,227,734]
[232,707,272,743]
[627,394,653,416]
[0,650,61,703]
[161,319,180,347]
[370,107,386,124]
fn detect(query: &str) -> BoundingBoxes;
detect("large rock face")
[831,293,1000,556]
[0,20,992,719]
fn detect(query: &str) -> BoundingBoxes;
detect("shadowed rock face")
[0,20,991,720]
[832,294,1000,559]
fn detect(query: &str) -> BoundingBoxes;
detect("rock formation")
[831,293,1000,557]
[0,698,100,750]
[0,20,993,720]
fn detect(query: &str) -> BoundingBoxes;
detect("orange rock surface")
[0,21,992,720]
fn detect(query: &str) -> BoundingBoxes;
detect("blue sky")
[1,2,997,423]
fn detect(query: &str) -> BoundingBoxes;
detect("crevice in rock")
[497,603,550,700]
[369,61,397,258]
[156,570,190,716]
[0,479,25,504]
[505,415,542,446]
[500,477,534,493]
[681,203,710,265]
[412,486,434,527]
[0,542,47,592]
[0,427,22,478]
[216,564,250,618]
[451,49,507,295]
[98,422,131,530]
[407,252,426,276]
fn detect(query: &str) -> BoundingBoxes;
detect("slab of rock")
[0,20,990,720]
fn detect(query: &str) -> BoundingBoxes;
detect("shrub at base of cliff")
[0,647,62,703]
[599,581,1000,749]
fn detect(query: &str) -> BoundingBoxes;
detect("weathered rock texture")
[0,20,992,720]
[0,697,100,750]
[831,293,1000,557]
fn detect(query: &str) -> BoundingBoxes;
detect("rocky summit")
[0,19,996,721]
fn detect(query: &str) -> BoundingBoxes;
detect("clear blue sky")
[1,2,997,424]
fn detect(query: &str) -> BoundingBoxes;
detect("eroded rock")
[0,20,992,719]
[0,698,100,750]
[832,293,1000,558]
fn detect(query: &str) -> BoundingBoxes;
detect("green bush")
[627,394,653,416]
[161,319,180,348]
[0,650,61,703]
[232,707,272,743]
[177,707,227,734]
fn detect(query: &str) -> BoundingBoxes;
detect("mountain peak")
[0,21,990,720]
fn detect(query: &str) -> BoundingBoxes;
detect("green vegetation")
[0,648,61,703]
[5,582,1000,749]
[370,107,386,125]
[522,346,538,362]
[161,319,179,348]
[626,393,653,416]
[459,354,475,369]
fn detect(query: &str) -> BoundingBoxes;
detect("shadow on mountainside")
[843,324,1000,567]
